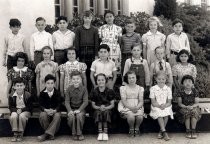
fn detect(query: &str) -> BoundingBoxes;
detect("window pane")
[118,0,121,9]
[90,0,94,7]
[55,0,60,4]
[105,0,108,9]
[74,0,78,6]
[55,6,60,17]
[74,7,78,13]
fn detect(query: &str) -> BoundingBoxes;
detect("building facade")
[177,0,210,10]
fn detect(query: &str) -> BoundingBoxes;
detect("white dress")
[149,85,174,119]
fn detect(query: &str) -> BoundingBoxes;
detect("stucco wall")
[128,0,155,15]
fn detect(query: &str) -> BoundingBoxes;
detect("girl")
[172,49,197,91]
[123,43,150,89]
[7,52,34,97]
[119,71,144,137]
[59,47,87,97]
[98,10,122,75]
[149,71,173,141]
[142,16,166,66]
[177,75,201,139]
[35,46,59,96]
[90,73,115,141]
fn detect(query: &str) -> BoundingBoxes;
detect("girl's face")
[16,58,25,68]
[156,74,166,86]
[43,49,52,60]
[131,46,142,58]
[149,21,158,31]
[57,20,68,31]
[155,48,165,60]
[127,73,137,85]
[105,13,114,24]
[83,16,93,24]
[179,53,189,63]
[97,75,106,87]
[67,50,76,61]
[183,79,193,90]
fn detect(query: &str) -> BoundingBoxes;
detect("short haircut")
[181,75,194,84]
[131,43,142,50]
[56,16,68,24]
[70,70,82,78]
[83,10,94,17]
[41,46,53,56]
[95,73,107,84]
[104,10,115,18]
[172,18,184,26]
[45,74,56,82]
[13,77,26,85]
[36,17,46,22]
[156,70,167,79]
[176,49,193,63]
[154,46,165,54]
[146,16,163,28]
[14,52,28,66]
[125,18,136,25]
[124,70,136,83]
[98,44,110,52]
[9,18,21,27]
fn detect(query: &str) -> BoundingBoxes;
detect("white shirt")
[13,92,25,109]
[52,30,75,50]
[44,88,54,97]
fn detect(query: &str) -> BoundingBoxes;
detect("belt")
[171,50,179,55]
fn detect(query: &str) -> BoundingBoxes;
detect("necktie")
[159,61,163,70]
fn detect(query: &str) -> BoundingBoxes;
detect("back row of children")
[4,10,200,142]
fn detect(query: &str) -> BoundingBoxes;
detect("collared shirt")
[4,33,26,57]
[52,30,75,50]
[90,59,117,77]
[30,30,53,60]
[13,92,25,109]
[166,32,190,54]
[44,88,54,98]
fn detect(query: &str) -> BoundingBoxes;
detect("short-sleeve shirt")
[177,89,198,106]
[90,87,115,106]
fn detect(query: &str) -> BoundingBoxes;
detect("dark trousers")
[54,50,67,65]
[34,51,43,66]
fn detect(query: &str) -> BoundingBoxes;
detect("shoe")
[185,129,191,139]
[97,133,103,141]
[72,135,78,140]
[128,129,135,137]
[163,131,170,141]
[134,130,141,136]
[37,133,48,142]
[49,135,55,140]
[157,131,163,139]
[17,135,23,142]
[78,135,85,141]
[11,135,17,142]
[191,130,198,139]
[103,133,109,141]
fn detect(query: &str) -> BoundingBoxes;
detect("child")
[90,73,115,141]
[90,44,117,90]
[30,17,53,65]
[9,77,32,142]
[3,18,27,70]
[123,43,150,89]
[37,74,62,142]
[172,49,197,91]
[52,16,75,65]
[149,71,173,141]
[150,46,173,88]
[119,71,144,137]
[142,16,166,66]
[65,71,88,141]
[121,18,141,69]
[7,52,34,97]
[59,47,87,97]
[98,10,122,74]
[166,19,190,67]
[35,46,59,97]
[75,10,99,91]
[177,75,201,139]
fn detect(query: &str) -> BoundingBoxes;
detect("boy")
[30,17,53,65]
[9,77,32,142]
[52,16,75,65]
[38,74,62,141]
[166,19,190,67]
[65,71,88,140]
[90,44,117,90]
[3,18,27,70]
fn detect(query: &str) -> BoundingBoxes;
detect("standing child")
[98,10,122,74]
[65,71,88,141]
[38,74,62,142]
[177,75,201,139]
[90,44,117,90]
[9,78,32,142]
[30,17,53,65]
[59,47,87,97]
[53,16,75,65]
[150,46,173,88]
[149,71,173,141]
[142,16,166,66]
[119,71,144,137]
[35,46,59,97]
[90,73,115,141]
[166,19,190,67]
[3,18,27,70]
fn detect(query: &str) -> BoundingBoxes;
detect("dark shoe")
[11,136,17,142]
[134,130,141,136]
[72,135,78,140]
[163,131,170,141]
[49,135,55,140]
[191,129,198,139]
[128,129,135,137]
[78,135,85,141]
[185,129,191,139]
[157,131,163,139]
[37,134,48,142]
[17,135,23,142]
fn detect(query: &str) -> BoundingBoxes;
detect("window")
[118,0,122,15]
[104,0,110,13]
[73,0,79,14]
[55,0,61,18]
[90,0,95,13]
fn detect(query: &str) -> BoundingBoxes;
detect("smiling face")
[10,26,21,35]
[156,74,166,86]
[155,47,165,61]
[67,50,76,62]
[131,45,142,58]
[96,75,106,87]
[45,79,55,91]
[35,20,46,32]
[16,57,25,68]
[72,75,82,88]
[179,53,189,63]
[173,22,183,35]
[57,20,68,31]
[105,13,114,24]
[125,23,136,33]
[14,82,25,94]
[98,49,109,60]
[183,79,193,90]
[42,48,52,61]
[127,73,137,85]
[149,21,158,31]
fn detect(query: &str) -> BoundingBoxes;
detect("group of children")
[3,10,201,142]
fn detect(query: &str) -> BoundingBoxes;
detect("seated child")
[37,74,62,142]
[177,75,201,139]
[90,73,115,141]
[9,77,32,142]
[119,70,144,137]
[149,71,173,141]
[65,71,88,141]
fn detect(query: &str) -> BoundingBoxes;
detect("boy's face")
[105,13,114,24]
[98,49,109,60]
[156,74,166,85]
[72,75,82,88]
[97,75,106,87]
[14,83,25,94]
[179,53,189,63]
[67,50,76,61]
[173,22,183,34]
[131,46,142,58]
[125,23,136,33]
[149,21,158,31]
[45,80,55,91]
[16,58,25,68]
[83,15,93,24]
[10,26,21,35]
[57,20,68,31]
[155,48,165,60]
[183,79,193,89]
[127,73,137,85]
[43,49,52,60]
[35,20,46,32]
